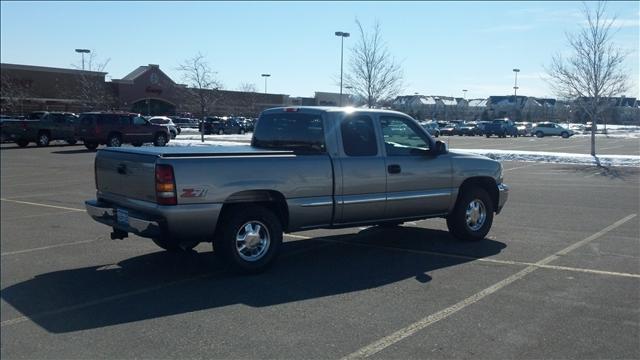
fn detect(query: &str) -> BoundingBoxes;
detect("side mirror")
[435,140,448,155]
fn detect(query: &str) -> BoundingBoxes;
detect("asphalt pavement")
[1,141,638,359]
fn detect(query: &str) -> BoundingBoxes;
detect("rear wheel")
[154,133,168,147]
[535,131,544,138]
[447,187,494,241]
[215,205,282,274]
[561,132,569,138]
[84,141,99,150]
[107,134,122,147]
[16,139,29,147]
[37,132,50,147]
[66,139,77,145]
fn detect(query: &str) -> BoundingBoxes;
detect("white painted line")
[1,239,98,257]
[0,198,84,212]
[341,213,637,359]
[2,210,83,221]
[503,163,537,172]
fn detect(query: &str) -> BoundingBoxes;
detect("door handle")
[388,164,401,174]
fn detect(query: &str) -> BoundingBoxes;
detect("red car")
[77,112,170,150]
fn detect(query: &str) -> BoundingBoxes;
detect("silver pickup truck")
[86,107,509,273]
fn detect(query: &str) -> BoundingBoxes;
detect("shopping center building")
[0,63,328,117]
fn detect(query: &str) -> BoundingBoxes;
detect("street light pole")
[261,74,271,94]
[75,49,90,70]
[512,68,520,97]
[335,31,350,106]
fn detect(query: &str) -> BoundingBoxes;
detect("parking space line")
[1,239,98,256]
[0,198,84,212]
[2,209,84,221]
[341,213,637,359]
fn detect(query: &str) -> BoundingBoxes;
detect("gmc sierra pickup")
[86,107,509,273]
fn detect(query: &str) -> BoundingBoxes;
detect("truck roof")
[260,106,410,117]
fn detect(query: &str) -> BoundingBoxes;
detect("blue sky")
[1,1,638,99]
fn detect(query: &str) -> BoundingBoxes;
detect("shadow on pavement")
[0,143,81,151]
[1,227,505,333]
[51,149,97,154]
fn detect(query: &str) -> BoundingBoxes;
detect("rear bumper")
[85,200,162,238]
[496,183,509,214]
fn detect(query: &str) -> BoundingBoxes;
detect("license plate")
[116,209,129,227]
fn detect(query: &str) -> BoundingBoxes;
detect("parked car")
[85,106,509,273]
[200,116,245,135]
[77,112,170,150]
[149,116,180,138]
[420,121,440,137]
[531,122,574,138]
[173,117,198,129]
[439,121,463,136]
[0,111,79,147]
[457,122,481,136]
[484,118,518,138]
[515,122,533,137]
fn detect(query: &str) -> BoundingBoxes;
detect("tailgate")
[95,149,158,203]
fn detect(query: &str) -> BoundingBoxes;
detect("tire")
[84,141,99,151]
[37,132,50,147]
[218,129,224,135]
[215,205,283,274]
[152,237,198,252]
[535,131,544,138]
[170,130,177,139]
[66,139,77,145]
[240,129,245,134]
[485,134,491,138]
[107,134,122,147]
[446,187,494,242]
[154,133,168,147]
[16,139,29,147]
[561,132,569,138]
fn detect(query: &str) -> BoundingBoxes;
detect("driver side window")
[133,116,147,125]
[380,116,430,156]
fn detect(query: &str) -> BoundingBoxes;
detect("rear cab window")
[252,112,325,153]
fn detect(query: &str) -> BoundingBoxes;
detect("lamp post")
[75,49,90,70]
[335,31,350,106]
[512,68,520,97]
[261,74,271,94]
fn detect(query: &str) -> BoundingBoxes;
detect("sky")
[1,1,638,100]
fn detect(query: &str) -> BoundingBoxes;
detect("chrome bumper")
[496,183,509,214]
[85,200,162,238]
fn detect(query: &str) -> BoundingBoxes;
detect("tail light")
[155,164,177,205]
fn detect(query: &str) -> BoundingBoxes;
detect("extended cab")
[86,107,509,273]
[0,112,78,147]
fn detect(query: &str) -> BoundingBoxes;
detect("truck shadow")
[1,227,505,333]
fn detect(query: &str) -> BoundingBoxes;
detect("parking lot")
[1,140,639,359]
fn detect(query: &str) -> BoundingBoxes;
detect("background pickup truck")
[86,107,509,273]
[0,111,78,147]
[484,118,518,138]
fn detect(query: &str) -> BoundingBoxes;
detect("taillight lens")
[155,164,177,205]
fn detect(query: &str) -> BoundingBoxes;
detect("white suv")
[531,122,574,138]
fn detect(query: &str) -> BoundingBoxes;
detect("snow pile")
[566,123,640,139]
[456,148,640,167]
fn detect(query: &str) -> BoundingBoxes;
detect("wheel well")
[38,129,51,136]
[155,131,167,138]
[107,131,122,139]
[215,190,289,237]
[457,177,499,211]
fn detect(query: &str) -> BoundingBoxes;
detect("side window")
[51,114,65,123]
[119,116,132,125]
[380,116,430,156]
[133,116,147,125]
[341,115,377,157]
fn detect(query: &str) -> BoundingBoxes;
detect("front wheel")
[561,132,569,138]
[37,132,50,147]
[446,187,494,241]
[107,134,122,147]
[84,141,99,150]
[154,133,168,147]
[16,139,29,147]
[535,131,544,138]
[215,205,282,274]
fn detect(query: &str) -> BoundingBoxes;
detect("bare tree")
[237,82,257,93]
[71,51,115,111]
[177,53,223,141]
[0,73,30,114]
[344,19,403,108]
[545,1,629,157]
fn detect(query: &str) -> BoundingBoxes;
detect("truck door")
[379,115,452,219]
[334,114,387,224]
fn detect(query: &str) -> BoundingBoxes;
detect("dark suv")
[77,112,170,150]
[200,116,245,135]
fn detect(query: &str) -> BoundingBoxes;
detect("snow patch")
[455,148,640,167]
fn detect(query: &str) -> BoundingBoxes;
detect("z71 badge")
[180,187,209,198]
